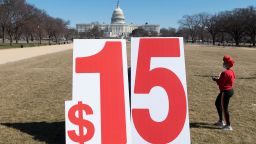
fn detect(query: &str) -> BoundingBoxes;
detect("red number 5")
[132,38,187,143]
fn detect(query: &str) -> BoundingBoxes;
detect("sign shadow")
[1,121,65,144]
[190,122,221,130]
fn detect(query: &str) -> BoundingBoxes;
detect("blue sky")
[26,0,256,28]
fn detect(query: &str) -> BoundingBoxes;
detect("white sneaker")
[222,125,233,131]
[214,121,225,127]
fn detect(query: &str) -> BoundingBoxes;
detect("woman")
[212,55,236,130]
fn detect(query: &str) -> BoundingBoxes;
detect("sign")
[65,38,190,144]
[65,39,131,144]
[131,37,190,144]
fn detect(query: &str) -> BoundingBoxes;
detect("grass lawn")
[0,44,255,143]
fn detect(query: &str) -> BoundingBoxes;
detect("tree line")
[0,0,70,45]
[1,1,254,47]
[78,25,104,39]
[168,6,256,46]
[132,6,256,47]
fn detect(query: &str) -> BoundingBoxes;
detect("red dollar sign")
[68,101,95,144]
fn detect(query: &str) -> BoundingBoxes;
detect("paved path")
[0,44,72,65]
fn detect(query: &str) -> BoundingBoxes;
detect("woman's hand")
[212,76,219,81]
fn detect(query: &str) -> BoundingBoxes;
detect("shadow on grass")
[194,74,215,78]
[1,121,65,144]
[190,122,220,130]
[194,74,256,80]
[237,76,256,80]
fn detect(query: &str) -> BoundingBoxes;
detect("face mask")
[223,63,228,69]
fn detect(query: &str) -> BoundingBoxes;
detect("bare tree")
[179,15,200,43]
[44,17,68,44]
[64,28,78,42]
[130,28,149,37]
[21,4,39,44]
[90,26,104,38]
[178,6,256,47]
[176,28,190,42]
[220,9,245,46]
[243,6,256,46]
[160,27,176,37]
[35,11,49,44]
[0,1,9,43]
[44,16,55,44]
[0,0,70,46]
[148,30,158,37]
[205,15,220,45]
[198,13,210,42]
[3,0,34,45]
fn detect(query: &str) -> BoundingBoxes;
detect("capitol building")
[76,1,160,38]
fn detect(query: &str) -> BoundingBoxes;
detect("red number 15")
[74,38,187,144]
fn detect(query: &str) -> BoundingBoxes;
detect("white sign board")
[65,38,191,144]
[65,39,131,144]
[131,37,191,144]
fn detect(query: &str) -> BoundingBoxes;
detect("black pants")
[128,67,131,114]
[215,89,234,125]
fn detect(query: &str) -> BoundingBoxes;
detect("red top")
[216,69,236,91]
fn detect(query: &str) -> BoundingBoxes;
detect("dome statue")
[111,0,125,24]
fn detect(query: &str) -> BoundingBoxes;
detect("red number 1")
[133,38,187,143]
[76,41,127,144]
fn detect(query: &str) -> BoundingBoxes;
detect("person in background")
[212,55,236,130]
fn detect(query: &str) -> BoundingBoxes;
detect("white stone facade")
[76,2,160,38]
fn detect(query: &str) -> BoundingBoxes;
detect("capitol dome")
[111,5,125,24]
